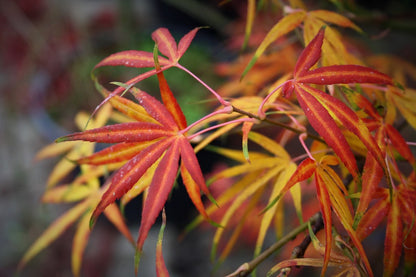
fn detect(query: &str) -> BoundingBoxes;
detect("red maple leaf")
[57,68,214,273]
[261,27,393,179]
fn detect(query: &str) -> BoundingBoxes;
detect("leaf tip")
[55,136,70,143]
[207,193,218,208]
[240,57,257,81]
[134,248,143,275]
[16,259,26,273]
[89,215,97,230]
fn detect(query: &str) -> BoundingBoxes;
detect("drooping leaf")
[254,162,297,257]
[156,209,170,277]
[354,153,384,225]
[295,85,359,177]
[278,27,394,178]
[299,83,386,170]
[385,124,415,164]
[242,121,254,162]
[308,10,362,32]
[120,159,160,208]
[181,163,209,220]
[90,137,175,226]
[354,128,385,224]
[247,131,291,160]
[242,11,306,78]
[314,173,333,276]
[242,0,256,51]
[212,165,284,259]
[18,199,92,271]
[356,191,390,240]
[384,195,403,276]
[317,164,352,224]
[72,212,92,277]
[317,163,373,276]
[35,141,79,161]
[135,139,180,269]
[199,129,296,260]
[41,185,94,203]
[103,203,135,244]
[178,136,212,199]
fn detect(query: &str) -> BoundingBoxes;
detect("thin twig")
[226,212,323,277]
[231,105,325,143]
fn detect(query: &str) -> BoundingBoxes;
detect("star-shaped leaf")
[276,155,372,276]
[57,70,214,273]
[276,27,393,179]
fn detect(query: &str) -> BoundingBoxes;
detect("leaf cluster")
[19,1,416,277]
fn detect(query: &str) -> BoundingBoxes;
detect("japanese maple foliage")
[20,1,416,277]
[57,69,215,272]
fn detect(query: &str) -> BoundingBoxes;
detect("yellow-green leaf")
[248,131,291,160]
[42,185,94,203]
[72,212,92,277]
[309,10,362,32]
[254,162,297,257]
[242,11,306,78]
[18,199,92,271]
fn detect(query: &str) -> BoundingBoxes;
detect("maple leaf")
[275,155,373,276]
[346,91,416,224]
[356,184,416,276]
[57,69,213,273]
[261,27,393,180]
[93,27,228,114]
